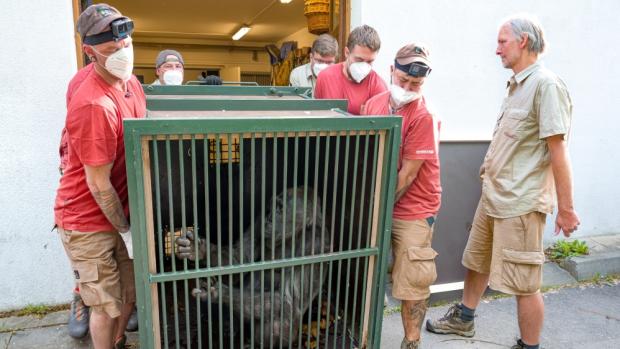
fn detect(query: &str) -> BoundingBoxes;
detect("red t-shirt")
[55,71,146,232]
[314,62,387,115]
[363,91,442,220]
[59,63,95,173]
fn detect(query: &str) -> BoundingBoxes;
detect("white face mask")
[312,63,329,77]
[94,45,134,81]
[348,61,372,83]
[390,84,421,109]
[163,69,184,85]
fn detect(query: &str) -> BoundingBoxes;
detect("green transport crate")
[125,110,401,348]
[143,85,347,112]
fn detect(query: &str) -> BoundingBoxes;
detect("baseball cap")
[156,50,185,68]
[396,43,431,68]
[77,3,127,40]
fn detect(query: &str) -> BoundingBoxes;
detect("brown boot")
[425,303,475,337]
[401,337,420,349]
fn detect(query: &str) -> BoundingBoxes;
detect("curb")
[559,250,620,281]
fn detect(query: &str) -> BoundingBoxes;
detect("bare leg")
[113,302,135,342]
[401,299,428,341]
[90,309,115,349]
[462,268,490,309]
[516,293,544,345]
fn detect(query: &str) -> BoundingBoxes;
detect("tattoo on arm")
[92,187,130,232]
[407,299,429,328]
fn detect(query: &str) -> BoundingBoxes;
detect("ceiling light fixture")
[232,25,251,40]
[280,0,293,3]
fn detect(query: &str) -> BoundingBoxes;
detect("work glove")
[175,230,207,261]
[120,230,133,260]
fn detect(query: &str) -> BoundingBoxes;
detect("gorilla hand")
[175,230,207,261]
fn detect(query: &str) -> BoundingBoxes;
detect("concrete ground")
[380,282,620,349]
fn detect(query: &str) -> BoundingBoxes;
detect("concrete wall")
[0,1,77,310]
[352,0,620,241]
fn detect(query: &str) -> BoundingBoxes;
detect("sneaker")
[125,306,139,332]
[511,339,525,349]
[425,303,475,337]
[114,334,127,349]
[511,338,540,349]
[401,337,420,349]
[68,291,90,339]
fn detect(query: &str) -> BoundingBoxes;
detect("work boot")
[425,303,475,337]
[401,337,420,349]
[68,291,90,339]
[114,334,127,349]
[125,306,139,332]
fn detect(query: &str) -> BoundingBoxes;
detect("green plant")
[15,304,53,318]
[547,239,589,261]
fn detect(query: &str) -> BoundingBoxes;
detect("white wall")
[354,0,620,241]
[0,1,77,310]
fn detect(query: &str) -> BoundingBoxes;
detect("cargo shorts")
[391,218,438,301]
[462,201,546,296]
[59,228,136,318]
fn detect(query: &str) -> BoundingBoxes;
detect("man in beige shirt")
[426,14,580,349]
[289,34,338,92]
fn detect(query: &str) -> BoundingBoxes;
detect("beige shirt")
[289,63,316,90]
[481,62,572,218]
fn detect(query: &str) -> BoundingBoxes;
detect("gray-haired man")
[289,34,338,91]
[426,14,579,349]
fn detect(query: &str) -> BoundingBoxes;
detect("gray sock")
[459,303,475,322]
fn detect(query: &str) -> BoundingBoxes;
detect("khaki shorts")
[391,218,438,301]
[59,228,136,318]
[462,200,546,296]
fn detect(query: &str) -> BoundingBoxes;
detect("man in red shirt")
[314,25,387,115]
[59,61,94,340]
[55,4,146,348]
[363,43,440,349]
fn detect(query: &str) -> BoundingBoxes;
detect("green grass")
[15,304,54,318]
[545,239,589,261]
[0,303,69,319]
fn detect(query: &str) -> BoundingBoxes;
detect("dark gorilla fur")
[180,187,331,347]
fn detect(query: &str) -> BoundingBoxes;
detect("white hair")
[502,13,546,54]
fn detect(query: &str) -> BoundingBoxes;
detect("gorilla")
[175,187,331,347]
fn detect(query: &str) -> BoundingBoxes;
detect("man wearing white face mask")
[289,34,338,92]
[54,4,146,348]
[363,43,440,349]
[314,25,387,115]
[152,49,185,86]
